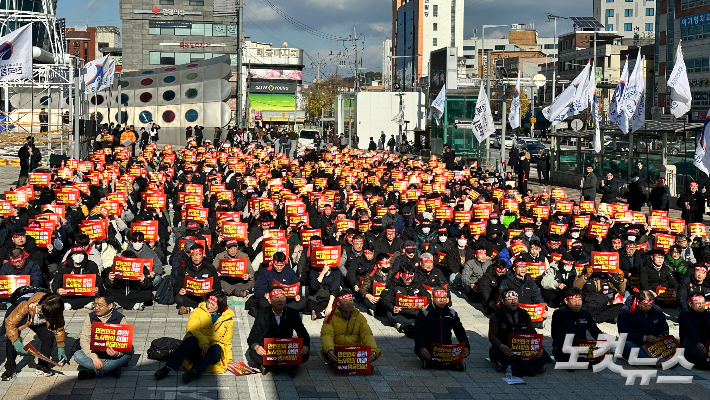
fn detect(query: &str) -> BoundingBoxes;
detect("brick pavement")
[0,165,706,399]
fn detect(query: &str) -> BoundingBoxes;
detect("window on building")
[160,28,174,35]
[544,43,557,49]
[160,52,175,65]
[149,52,160,65]
[625,0,633,2]
[432,5,438,17]
[646,23,654,31]
[606,23,614,31]
[606,9,614,17]
[463,45,475,50]
[191,24,204,35]
[624,23,633,31]
[625,9,633,16]
[98,42,108,50]
[433,23,437,31]
[646,8,654,15]
[606,0,614,2]
[188,0,204,5]
[433,38,437,46]
[149,27,160,34]
[175,27,191,35]
[159,0,174,4]
[494,45,505,50]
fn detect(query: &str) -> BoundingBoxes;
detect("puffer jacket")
[499,270,545,304]
[182,302,235,373]
[320,307,380,359]
[5,292,66,347]
[461,258,490,288]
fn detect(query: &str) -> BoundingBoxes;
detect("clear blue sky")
[57,0,121,30]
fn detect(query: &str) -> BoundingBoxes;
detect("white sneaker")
[84,302,94,310]
[64,303,72,311]
[113,302,123,309]
[132,303,144,311]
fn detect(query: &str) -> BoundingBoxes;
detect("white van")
[298,129,319,148]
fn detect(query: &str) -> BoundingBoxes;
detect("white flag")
[97,58,116,92]
[630,56,646,133]
[0,25,33,81]
[83,55,110,94]
[542,62,591,126]
[609,56,629,134]
[694,110,710,175]
[431,84,446,126]
[572,61,591,114]
[471,83,495,143]
[508,70,521,130]
[668,41,692,119]
[391,104,405,126]
[589,65,602,153]
[622,49,643,119]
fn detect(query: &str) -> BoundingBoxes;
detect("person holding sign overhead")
[2,293,66,380]
[214,239,254,297]
[247,286,310,377]
[74,290,134,379]
[320,289,380,367]
[174,244,220,315]
[413,287,469,371]
[52,246,102,310]
[155,290,235,383]
[102,250,154,310]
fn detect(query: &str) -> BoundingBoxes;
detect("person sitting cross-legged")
[75,290,134,380]
[550,287,602,363]
[617,289,669,361]
[320,289,380,366]
[678,294,710,368]
[154,290,235,383]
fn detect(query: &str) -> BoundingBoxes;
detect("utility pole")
[354,27,359,92]
[485,49,492,165]
[236,0,244,129]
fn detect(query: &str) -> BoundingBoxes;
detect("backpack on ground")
[154,275,175,305]
[147,337,183,361]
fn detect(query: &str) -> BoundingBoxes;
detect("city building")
[66,27,97,62]
[654,0,710,122]
[96,26,122,72]
[119,0,239,71]
[594,0,656,40]
[390,0,464,91]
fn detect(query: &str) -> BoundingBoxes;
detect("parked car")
[489,135,501,149]
[521,142,549,161]
[667,139,697,155]
[298,129,319,148]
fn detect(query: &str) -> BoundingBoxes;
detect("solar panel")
[570,16,604,29]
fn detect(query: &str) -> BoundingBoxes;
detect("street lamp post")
[546,14,568,100]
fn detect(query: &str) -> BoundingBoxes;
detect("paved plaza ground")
[0,165,707,400]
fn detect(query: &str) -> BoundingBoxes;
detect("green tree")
[302,75,349,119]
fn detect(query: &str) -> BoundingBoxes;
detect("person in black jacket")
[648,178,670,211]
[442,145,456,171]
[479,260,508,315]
[247,286,310,376]
[677,181,707,226]
[536,150,548,184]
[677,264,710,312]
[617,290,669,359]
[103,250,154,311]
[550,288,602,363]
[413,287,470,370]
[17,136,41,186]
[639,249,678,302]
[379,264,427,335]
[625,173,647,212]
[52,246,102,310]
[619,241,644,277]
[599,172,618,204]
[174,244,220,314]
[517,151,531,194]
[678,294,710,367]
[368,137,377,151]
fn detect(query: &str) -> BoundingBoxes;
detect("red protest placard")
[27,173,51,186]
[63,274,96,296]
[0,200,13,216]
[287,213,309,229]
[184,205,208,223]
[471,203,493,219]
[112,256,153,279]
[555,201,574,214]
[590,252,620,273]
[372,282,387,299]
[656,286,678,304]
[311,246,342,269]
[526,262,547,279]
[395,293,428,310]
[531,205,550,219]
[579,201,596,214]
[642,335,680,362]
[452,211,472,224]
[263,338,303,365]
[263,237,288,263]
[587,222,609,238]
[429,343,465,366]
[89,322,134,352]
[80,219,108,241]
[573,215,591,229]
[218,258,248,277]
[690,223,708,237]
[468,220,486,235]
[670,220,686,234]
[508,333,544,360]
[184,276,213,295]
[649,216,670,231]
[24,227,52,247]
[519,303,545,322]
[54,187,81,206]
[502,198,519,213]
[300,229,321,247]
[576,339,606,361]
[551,187,566,200]
[221,221,248,241]
[184,184,203,196]
[0,275,30,298]
[654,234,675,251]
[272,280,300,298]
[143,192,167,210]
[434,207,453,221]
[333,346,371,375]
[548,222,568,236]
[130,221,159,242]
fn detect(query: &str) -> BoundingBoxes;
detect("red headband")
[12,234,25,238]
[696,265,708,271]
[640,299,654,305]
[70,246,85,254]
[269,289,285,298]
[504,291,518,298]
[401,272,415,278]
[690,295,705,302]
[190,247,205,254]
[325,294,353,324]
[566,295,582,300]
[209,295,218,304]
[9,256,23,263]
[432,290,448,297]
[352,238,364,244]
[475,249,487,254]
[386,228,396,233]
[420,256,434,262]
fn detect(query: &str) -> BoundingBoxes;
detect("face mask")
[628,236,637,242]
[490,219,498,224]
[599,218,606,223]
[563,265,574,272]
[422,227,431,234]
[132,183,140,191]
[380,267,390,273]
[571,249,583,257]
[457,239,467,247]
[72,254,85,264]
[439,236,447,243]
[132,242,144,251]
[524,231,533,238]
[632,178,638,182]
[571,232,580,239]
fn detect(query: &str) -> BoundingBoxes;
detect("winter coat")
[582,172,597,200]
[0,259,42,288]
[461,258,490,288]
[444,246,475,275]
[639,259,678,291]
[617,295,669,347]
[677,274,710,312]
[600,177,619,203]
[413,304,470,351]
[479,265,507,305]
[541,262,578,291]
[625,181,647,211]
[173,259,220,295]
[51,257,103,293]
[5,292,66,347]
[550,306,601,350]
[677,190,706,223]
[246,305,310,349]
[320,308,380,359]
[649,186,670,211]
[679,309,710,346]
[182,302,235,373]
[499,270,544,304]
[253,263,300,299]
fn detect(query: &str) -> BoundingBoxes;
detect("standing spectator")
[442,145,456,171]
[677,181,706,226]
[39,108,48,133]
[537,150,548,184]
[351,132,359,149]
[213,127,222,145]
[648,177,670,211]
[332,133,340,149]
[185,126,193,142]
[62,111,70,126]
[599,172,618,204]
[625,173,648,211]
[637,161,648,192]
[517,150,530,195]
[139,128,149,152]
[388,135,396,153]
[314,132,322,150]
[581,165,597,201]
[194,125,204,147]
[508,147,519,175]
[149,123,160,144]
[278,132,288,155]
[378,131,386,150]
[17,136,40,186]
[368,137,377,151]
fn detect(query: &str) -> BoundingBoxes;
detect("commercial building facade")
[594,0,657,39]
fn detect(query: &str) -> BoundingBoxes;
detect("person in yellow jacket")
[320,289,380,365]
[154,290,234,383]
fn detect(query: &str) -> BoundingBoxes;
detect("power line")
[258,0,345,41]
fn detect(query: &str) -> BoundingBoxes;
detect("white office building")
[594,0,657,40]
